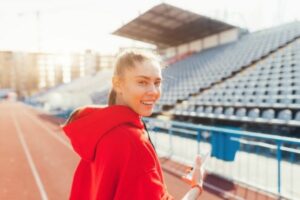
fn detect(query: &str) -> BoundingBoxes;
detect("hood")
[62,105,144,161]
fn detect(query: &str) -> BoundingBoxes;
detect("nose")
[147,83,160,96]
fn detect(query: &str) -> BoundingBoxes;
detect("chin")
[139,110,153,117]
[142,113,152,117]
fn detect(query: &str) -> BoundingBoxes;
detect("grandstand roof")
[112,3,237,48]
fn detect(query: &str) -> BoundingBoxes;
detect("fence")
[143,117,300,200]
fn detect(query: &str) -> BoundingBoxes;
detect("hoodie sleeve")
[91,125,165,200]
[134,168,167,200]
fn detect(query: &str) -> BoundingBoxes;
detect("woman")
[62,50,205,200]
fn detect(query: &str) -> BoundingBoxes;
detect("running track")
[0,101,277,200]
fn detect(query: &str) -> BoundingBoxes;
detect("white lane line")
[11,113,48,200]
[22,110,72,150]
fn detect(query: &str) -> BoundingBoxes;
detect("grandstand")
[171,38,300,126]
[28,69,113,115]
[158,22,300,110]
[156,22,300,136]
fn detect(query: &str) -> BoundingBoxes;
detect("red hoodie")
[62,105,170,200]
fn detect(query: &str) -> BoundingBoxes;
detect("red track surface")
[0,101,278,200]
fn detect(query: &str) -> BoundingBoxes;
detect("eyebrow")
[135,75,162,81]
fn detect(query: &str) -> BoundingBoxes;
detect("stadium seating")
[152,22,300,126]
[157,22,300,113]
[32,69,113,110]
[171,37,300,125]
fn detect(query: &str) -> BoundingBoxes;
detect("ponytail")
[62,107,83,126]
[108,89,117,106]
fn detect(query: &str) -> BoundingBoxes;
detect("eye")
[138,80,147,86]
[155,81,161,87]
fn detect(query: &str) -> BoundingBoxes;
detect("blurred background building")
[0,50,115,99]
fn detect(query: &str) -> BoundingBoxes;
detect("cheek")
[123,83,144,100]
[156,86,161,98]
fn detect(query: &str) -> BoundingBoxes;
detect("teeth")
[141,101,154,105]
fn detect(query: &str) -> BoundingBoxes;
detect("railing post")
[197,129,201,154]
[168,122,173,155]
[276,140,282,195]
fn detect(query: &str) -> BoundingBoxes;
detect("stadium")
[1,1,300,200]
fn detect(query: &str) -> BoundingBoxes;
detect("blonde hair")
[108,49,160,106]
[62,105,103,126]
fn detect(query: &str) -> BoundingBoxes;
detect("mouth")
[141,100,155,106]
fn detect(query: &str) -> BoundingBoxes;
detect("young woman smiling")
[62,50,205,200]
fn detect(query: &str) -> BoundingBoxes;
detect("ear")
[112,76,122,94]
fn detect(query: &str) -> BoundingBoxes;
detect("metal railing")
[143,117,300,200]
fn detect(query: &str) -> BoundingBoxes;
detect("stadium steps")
[156,22,300,114]
[159,35,300,122]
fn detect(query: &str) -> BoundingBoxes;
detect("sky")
[0,0,299,54]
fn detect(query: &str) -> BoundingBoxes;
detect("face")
[113,60,162,117]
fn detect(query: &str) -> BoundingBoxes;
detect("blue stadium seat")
[294,111,300,121]
[254,96,265,105]
[277,109,292,122]
[224,107,234,117]
[281,89,293,95]
[266,97,277,105]
[279,96,293,105]
[214,107,224,117]
[236,108,247,117]
[196,106,204,117]
[262,109,275,120]
[204,106,213,115]
[196,106,204,113]
[248,108,260,119]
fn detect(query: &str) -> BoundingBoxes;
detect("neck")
[115,95,127,106]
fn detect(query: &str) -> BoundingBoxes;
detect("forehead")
[126,60,162,79]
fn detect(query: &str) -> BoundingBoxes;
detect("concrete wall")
[162,28,240,59]
[189,39,203,52]
[220,28,239,44]
[203,35,219,49]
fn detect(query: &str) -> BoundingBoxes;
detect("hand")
[181,155,206,200]
[191,155,206,187]
[161,192,174,200]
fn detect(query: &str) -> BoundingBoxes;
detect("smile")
[141,101,155,105]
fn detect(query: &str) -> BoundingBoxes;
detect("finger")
[166,195,174,200]
[161,193,174,200]
[169,196,175,200]
[161,193,168,200]
[195,155,202,168]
